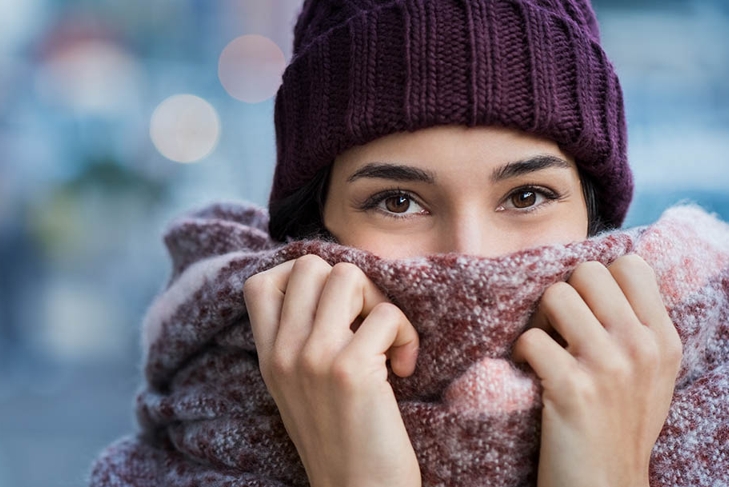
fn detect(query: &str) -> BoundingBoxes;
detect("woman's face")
[323,125,588,259]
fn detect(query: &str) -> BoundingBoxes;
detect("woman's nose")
[439,211,501,258]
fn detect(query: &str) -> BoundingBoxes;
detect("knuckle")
[579,260,608,272]
[665,332,684,367]
[558,373,597,403]
[243,272,267,297]
[269,352,295,377]
[330,355,360,390]
[370,302,403,322]
[514,327,548,356]
[259,361,286,390]
[330,261,364,281]
[671,336,684,361]
[634,339,661,369]
[570,260,608,283]
[244,273,278,312]
[541,281,574,304]
[257,362,274,388]
[297,347,327,377]
[599,354,632,379]
[619,253,649,268]
[519,326,546,345]
[293,254,330,273]
[611,254,655,279]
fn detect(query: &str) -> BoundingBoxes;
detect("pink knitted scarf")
[89,203,729,486]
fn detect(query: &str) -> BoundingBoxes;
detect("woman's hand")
[513,255,683,487]
[244,255,421,487]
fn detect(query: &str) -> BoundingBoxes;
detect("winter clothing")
[271,0,632,228]
[89,202,729,487]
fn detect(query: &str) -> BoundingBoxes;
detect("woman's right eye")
[383,194,412,213]
[371,192,427,218]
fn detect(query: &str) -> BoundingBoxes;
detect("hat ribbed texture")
[271,0,633,228]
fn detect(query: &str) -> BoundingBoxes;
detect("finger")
[568,261,641,335]
[275,255,332,357]
[243,260,296,358]
[608,255,683,358]
[512,327,577,383]
[308,262,389,349]
[608,255,671,332]
[343,302,419,378]
[531,281,609,355]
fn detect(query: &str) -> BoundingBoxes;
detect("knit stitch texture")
[271,0,632,228]
[89,203,729,486]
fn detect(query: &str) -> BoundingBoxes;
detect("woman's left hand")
[513,255,683,487]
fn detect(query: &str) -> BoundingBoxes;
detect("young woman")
[243,1,683,486]
[91,1,729,485]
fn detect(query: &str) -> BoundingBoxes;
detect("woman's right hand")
[244,255,421,487]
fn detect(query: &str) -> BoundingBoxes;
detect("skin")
[244,125,683,487]
[324,125,588,258]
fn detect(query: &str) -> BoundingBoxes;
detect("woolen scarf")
[89,202,729,486]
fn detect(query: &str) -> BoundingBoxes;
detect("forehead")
[332,125,576,177]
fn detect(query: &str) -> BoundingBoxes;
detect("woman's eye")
[384,195,411,213]
[500,187,557,212]
[375,193,425,216]
[510,190,538,209]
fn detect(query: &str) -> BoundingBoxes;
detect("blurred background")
[0,0,727,485]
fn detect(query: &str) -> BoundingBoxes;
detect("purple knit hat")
[271,0,633,228]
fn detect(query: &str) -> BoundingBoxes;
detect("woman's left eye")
[499,187,558,212]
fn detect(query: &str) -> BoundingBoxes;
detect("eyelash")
[358,185,562,219]
[500,184,562,214]
[358,188,427,219]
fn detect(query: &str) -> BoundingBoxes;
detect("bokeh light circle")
[218,34,286,103]
[35,40,142,114]
[149,94,220,163]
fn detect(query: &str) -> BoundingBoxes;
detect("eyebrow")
[345,155,571,184]
[490,155,571,182]
[347,162,436,183]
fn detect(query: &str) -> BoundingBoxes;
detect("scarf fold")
[89,202,729,487]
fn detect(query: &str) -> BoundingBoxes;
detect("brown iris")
[511,190,537,209]
[385,195,411,213]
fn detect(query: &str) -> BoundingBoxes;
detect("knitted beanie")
[270,0,633,229]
